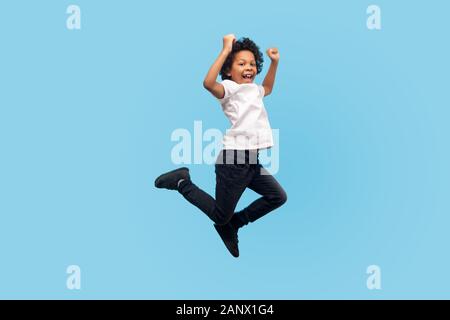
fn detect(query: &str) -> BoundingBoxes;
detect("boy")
[155,34,287,258]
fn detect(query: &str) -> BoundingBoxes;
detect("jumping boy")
[154,34,287,258]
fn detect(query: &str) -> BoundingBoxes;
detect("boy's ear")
[224,66,231,77]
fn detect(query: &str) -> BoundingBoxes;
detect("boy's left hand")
[266,48,280,62]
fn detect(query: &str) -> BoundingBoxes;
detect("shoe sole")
[154,167,189,188]
[214,224,239,258]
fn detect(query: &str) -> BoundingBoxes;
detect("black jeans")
[177,149,287,227]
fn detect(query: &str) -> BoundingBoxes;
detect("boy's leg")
[230,164,287,229]
[177,163,253,225]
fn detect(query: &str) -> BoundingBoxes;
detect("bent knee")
[268,189,287,207]
[278,189,288,206]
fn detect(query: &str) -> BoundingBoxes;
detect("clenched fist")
[223,34,237,54]
[266,48,280,62]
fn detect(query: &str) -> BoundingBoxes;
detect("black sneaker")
[154,167,190,190]
[214,223,239,258]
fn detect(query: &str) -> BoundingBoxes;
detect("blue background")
[1,0,449,299]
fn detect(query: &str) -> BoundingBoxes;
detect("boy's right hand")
[223,34,236,53]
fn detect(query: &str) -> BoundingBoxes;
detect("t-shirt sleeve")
[258,85,265,98]
[218,80,239,102]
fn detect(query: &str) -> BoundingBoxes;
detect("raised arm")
[203,34,236,99]
[262,48,280,97]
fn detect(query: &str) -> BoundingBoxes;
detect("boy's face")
[227,50,257,84]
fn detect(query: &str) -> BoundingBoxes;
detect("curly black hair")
[220,37,264,81]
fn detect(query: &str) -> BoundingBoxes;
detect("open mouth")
[242,74,254,80]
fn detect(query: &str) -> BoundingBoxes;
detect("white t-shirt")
[217,79,274,150]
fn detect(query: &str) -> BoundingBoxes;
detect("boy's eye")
[238,63,256,67]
